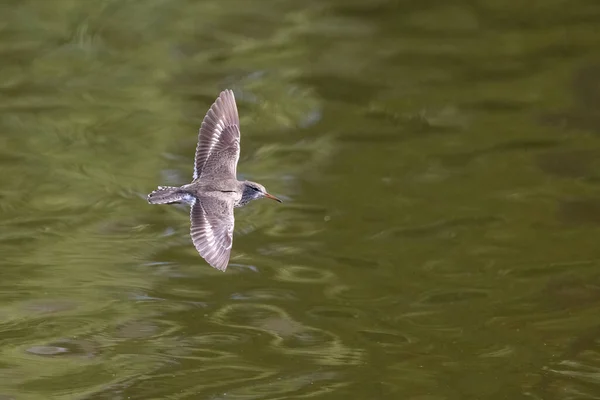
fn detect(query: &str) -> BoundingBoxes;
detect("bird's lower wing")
[190,195,235,271]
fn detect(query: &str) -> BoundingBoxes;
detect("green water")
[1,0,600,398]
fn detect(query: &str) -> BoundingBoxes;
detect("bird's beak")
[264,193,283,203]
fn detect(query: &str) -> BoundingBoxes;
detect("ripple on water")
[274,265,336,284]
[215,370,344,399]
[323,253,382,270]
[416,289,489,305]
[325,284,397,306]
[22,299,78,314]
[193,332,252,346]
[130,365,275,399]
[542,276,600,310]
[478,345,515,358]
[113,318,180,339]
[358,329,412,347]
[25,338,99,358]
[372,216,501,240]
[211,303,364,366]
[307,306,360,319]
[263,218,323,238]
[212,303,302,335]
[284,327,338,347]
[162,346,233,361]
[230,287,298,301]
[537,365,600,399]
[509,260,596,279]
[26,345,68,356]
[279,329,365,366]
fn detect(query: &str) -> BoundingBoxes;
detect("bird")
[147,89,282,271]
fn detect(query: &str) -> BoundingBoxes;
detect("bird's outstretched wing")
[194,89,240,180]
[190,195,235,271]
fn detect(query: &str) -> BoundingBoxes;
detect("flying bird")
[148,90,282,271]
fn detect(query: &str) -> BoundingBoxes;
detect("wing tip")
[219,88,235,100]
[214,262,228,272]
[212,88,239,126]
[208,247,230,271]
[204,253,229,271]
[193,244,229,272]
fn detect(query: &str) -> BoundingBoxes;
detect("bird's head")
[241,181,282,205]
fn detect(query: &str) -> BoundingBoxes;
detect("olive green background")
[1,0,600,398]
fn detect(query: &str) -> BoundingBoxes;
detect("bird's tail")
[147,186,190,204]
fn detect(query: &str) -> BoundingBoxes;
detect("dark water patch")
[331,1,412,20]
[230,287,298,301]
[417,289,489,305]
[375,216,502,239]
[325,284,400,306]
[558,199,600,225]
[361,106,465,138]
[167,348,231,361]
[522,43,591,63]
[322,253,381,269]
[440,140,559,167]
[308,306,359,319]
[113,319,180,339]
[480,140,559,152]
[0,152,26,166]
[539,63,600,134]
[295,74,382,105]
[460,99,532,112]
[539,111,600,134]
[22,299,78,314]
[571,64,600,109]
[536,150,600,179]
[543,276,600,310]
[476,2,600,31]
[193,332,252,346]
[263,216,324,238]
[510,260,598,279]
[214,370,343,399]
[339,131,410,144]
[280,202,330,215]
[456,62,540,83]
[358,329,411,346]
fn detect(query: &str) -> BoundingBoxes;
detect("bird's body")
[147,90,281,271]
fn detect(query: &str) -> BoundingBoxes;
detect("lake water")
[1,0,600,398]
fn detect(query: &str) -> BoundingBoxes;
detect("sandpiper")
[148,90,282,271]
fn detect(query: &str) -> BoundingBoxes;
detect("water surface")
[1,0,600,398]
